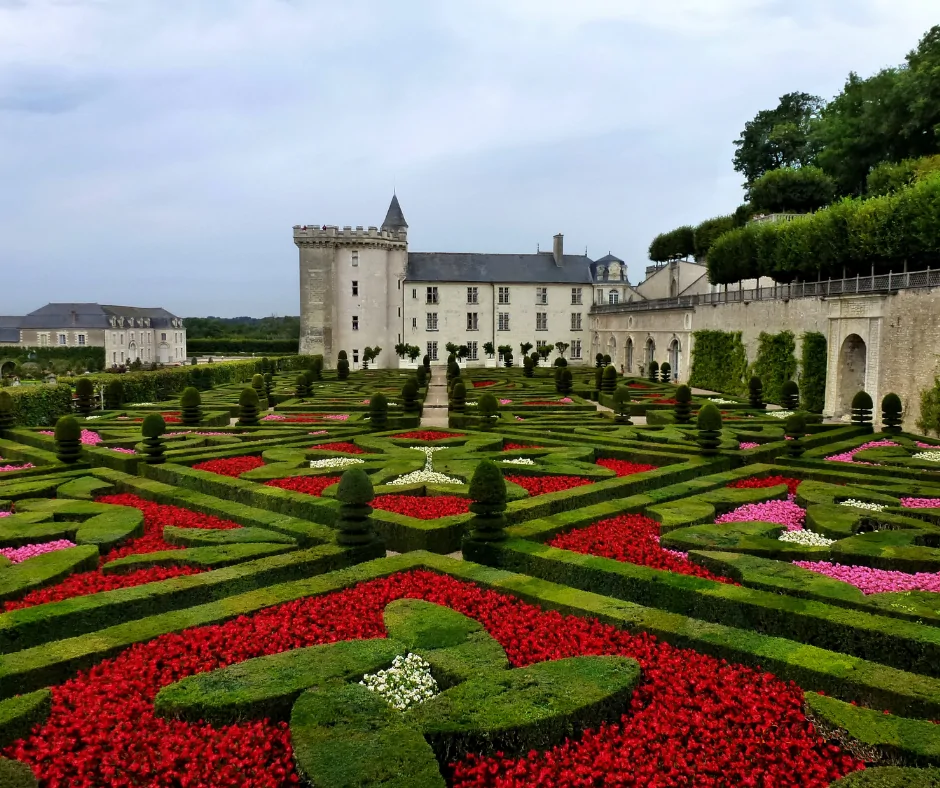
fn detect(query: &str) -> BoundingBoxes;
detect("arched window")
[626,338,634,372]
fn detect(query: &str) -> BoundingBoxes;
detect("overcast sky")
[0,0,936,317]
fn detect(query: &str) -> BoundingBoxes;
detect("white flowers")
[913,451,940,463]
[708,398,736,405]
[309,457,365,469]
[769,411,794,419]
[85,415,103,420]
[387,446,462,486]
[128,402,155,407]
[360,653,440,711]
[502,457,536,465]
[778,530,835,547]
[840,499,886,512]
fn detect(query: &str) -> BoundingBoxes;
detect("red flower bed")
[652,397,677,405]
[728,475,802,497]
[391,430,466,441]
[522,400,569,406]
[504,474,593,496]
[264,475,341,497]
[371,494,471,519]
[310,441,365,454]
[2,570,860,787]
[502,442,545,451]
[595,458,657,477]
[472,380,497,388]
[193,455,265,477]
[549,514,736,583]
[133,412,182,424]
[627,382,650,389]
[3,495,240,612]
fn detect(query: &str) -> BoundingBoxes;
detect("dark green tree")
[75,378,95,417]
[648,226,696,262]
[558,368,573,396]
[141,414,167,465]
[852,391,874,426]
[519,342,533,358]
[522,355,534,378]
[104,379,124,410]
[54,415,82,463]
[263,373,274,402]
[659,361,671,383]
[647,360,659,383]
[530,351,540,368]
[310,356,323,381]
[180,387,202,426]
[781,380,800,410]
[696,403,723,456]
[694,215,736,261]
[595,353,604,369]
[415,365,427,388]
[674,384,692,424]
[369,393,388,431]
[594,367,603,394]
[251,374,267,409]
[749,166,835,214]
[881,392,903,433]
[337,358,350,380]
[611,385,632,425]
[466,459,508,542]
[503,350,513,369]
[423,354,431,372]
[334,468,379,547]
[238,387,261,426]
[296,374,311,398]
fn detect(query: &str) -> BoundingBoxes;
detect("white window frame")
[498,312,510,331]
[352,280,359,296]
[468,341,478,361]
[536,312,547,331]
[77,333,86,346]
[536,287,547,305]
[608,291,619,305]
[426,286,438,305]
[352,315,359,331]
[571,287,582,305]
[571,339,582,360]
[571,312,582,331]
[57,333,67,346]
[412,317,417,329]
[426,312,438,331]
[351,250,359,267]
[467,286,478,304]
[427,341,438,361]
[498,286,510,305]
[467,312,478,331]
[536,340,548,351]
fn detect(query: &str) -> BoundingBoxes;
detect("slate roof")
[381,194,408,230]
[0,328,20,343]
[0,303,181,330]
[406,252,594,284]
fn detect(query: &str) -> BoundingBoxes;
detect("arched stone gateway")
[668,337,681,381]
[837,334,867,414]
[625,337,634,373]
[824,296,885,421]
[645,337,656,369]
[607,335,617,360]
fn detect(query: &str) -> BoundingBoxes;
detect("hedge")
[751,330,797,405]
[3,384,73,427]
[0,346,106,370]
[801,331,828,413]
[688,331,748,395]
[186,338,299,354]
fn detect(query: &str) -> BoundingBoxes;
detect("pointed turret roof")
[381,193,408,230]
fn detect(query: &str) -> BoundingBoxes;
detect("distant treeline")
[184,316,300,341]
[186,338,299,354]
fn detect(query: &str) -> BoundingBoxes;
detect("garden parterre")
[1,360,940,785]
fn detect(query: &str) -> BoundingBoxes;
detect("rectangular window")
[351,250,359,267]
[412,288,417,299]
[571,312,582,331]
[467,286,478,304]
[120,333,125,345]
[535,312,547,331]
[77,334,86,346]
[352,280,359,296]
[426,286,438,305]
[466,312,478,331]
[571,287,582,305]
[498,312,510,331]
[426,312,438,331]
[353,349,359,364]
[427,341,438,361]
[58,333,67,345]
[352,315,359,330]
[571,340,582,360]
[412,317,417,329]
[536,340,548,351]
[609,291,619,305]
[468,341,478,361]
[161,332,167,341]
[596,289,604,305]
[498,287,510,305]
[38,333,49,347]
[536,287,547,305]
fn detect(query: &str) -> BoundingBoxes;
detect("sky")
[0,0,936,317]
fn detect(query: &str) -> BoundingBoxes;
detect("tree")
[457,345,470,361]
[519,342,533,358]
[394,343,407,359]
[445,342,461,356]
[335,468,378,547]
[407,345,421,363]
[54,415,82,464]
[733,92,824,187]
[180,387,202,426]
[693,215,736,261]
[483,342,495,359]
[749,167,835,214]
[141,414,167,465]
[537,345,552,364]
[554,341,569,358]
[649,226,695,263]
[466,459,508,543]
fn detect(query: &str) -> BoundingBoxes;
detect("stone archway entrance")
[607,335,617,364]
[837,334,867,414]
[645,337,656,369]
[668,338,680,381]
[625,338,634,373]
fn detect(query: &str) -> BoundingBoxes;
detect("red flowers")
[2,570,860,787]
[503,442,545,451]
[193,455,265,477]
[652,397,678,405]
[371,494,471,519]
[595,458,657,477]
[522,400,569,406]
[311,441,366,454]
[627,382,650,389]
[728,475,802,497]
[504,474,593,496]
[264,475,341,497]
[391,430,465,441]
[549,514,737,583]
[472,380,497,388]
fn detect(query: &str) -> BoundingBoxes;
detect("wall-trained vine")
[800,332,828,413]
[751,331,797,406]
[689,330,748,395]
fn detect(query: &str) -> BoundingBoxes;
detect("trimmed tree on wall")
[751,330,797,406]
[689,330,748,396]
[800,332,827,413]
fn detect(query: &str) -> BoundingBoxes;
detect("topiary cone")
[785,411,807,457]
[0,391,14,435]
[251,374,267,409]
[659,362,671,383]
[180,386,202,426]
[402,377,419,413]
[54,415,82,464]
[75,377,95,417]
[593,367,603,395]
[674,385,692,424]
[748,376,764,410]
[263,372,274,401]
[611,385,632,425]
[466,459,508,542]
[478,393,498,428]
[602,365,617,395]
[104,379,124,410]
[851,391,874,427]
[335,468,378,547]
[238,387,261,426]
[451,381,466,413]
[696,402,723,456]
[559,368,573,396]
[648,360,659,383]
[781,380,800,410]
[296,374,311,399]
[141,413,167,464]
[881,393,902,433]
[337,359,350,380]
[369,393,388,431]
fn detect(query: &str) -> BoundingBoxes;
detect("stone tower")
[293,195,408,368]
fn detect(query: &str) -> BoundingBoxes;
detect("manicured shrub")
[781,380,800,410]
[800,331,827,413]
[54,415,82,464]
[296,374,311,399]
[785,412,807,457]
[595,353,604,369]
[338,350,348,361]
[337,359,350,380]
[748,376,764,410]
[369,393,388,431]
[558,368,573,396]
[263,373,274,401]
[523,355,534,378]
[553,357,567,367]
[75,377,95,417]
[451,381,467,413]
[141,414,167,465]
[503,351,513,369]
[602,365,617,395]
[466,459,508,542]
[529,351,540,367]
[603,354,612,366]
[310,356,323,381]
[647,360,659,383]
[422,354,430,372]
[659,361,671,383]
[478,393,498,427]
[180,387,202,426]
[250,374,266,407]
[335,468,378,547]
[852,391,874,426]
[415,366,427,388]
[594,367,603,394]
[238,387,261,427]
[696,402,722,456]
[447,357,460,382]
[612,386,632,425]
[881,393,903,433]
[0,758,38,787]
[674,385,692,424]
[402,378,419,412]
[260,356,271,374]
[0,391,14,434]
[104,379,124,410]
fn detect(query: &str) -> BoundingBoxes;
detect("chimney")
[552,233,564,267]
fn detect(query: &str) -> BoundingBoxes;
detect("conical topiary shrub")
[748,376,764,410]
[0,391,14,435]
[54,415,82,463]
[369,393,388,431]
[141,413,167,465]
[451,381,467,413]
[422,354,431,372]
[310,356,323,381]
[180,386,202,426]
[338,350,348,361]
[415,365,427,388]
[478,392,498,428]
[523,355,534,378]
[75,378,95,417]
[337,359,350,380]
[335,468,379,547]
[558,368,573,396]
[852,391,874,426]
[263,372,274,402]
[696,402,723,456]
[447,357,460,382]
[781,380,800,410]
[260,356,271,374]
[785,411,807,457]
[503,351,513,369]
[296,374,311,399]
[238,387,261,426]
[603,354,612,366]
[402,377,419,413]
[648,361,659,383]
[466,459,508,542]
[660,362,671,383]
[602,365,617,395]
[595,353,604,369]
[251,374,267,409]
[104,379,124,410]
[593,367,603,396]
[612,385,632,425]
[881,393,903,433]
[674,384,692,424]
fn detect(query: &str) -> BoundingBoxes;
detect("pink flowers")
[110,447,136,454]
[322,414,349,421]
[794,561,940,594]
[0,540,76,563]
[499,399,513,405]
[715,497,806,531]
[738,442,760,450]
[901,498,940,508]
[0,511,11,518]
[824,440,899,464]
[39,429,103,445]
[0,463,34,472]
[261,414,286,421]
